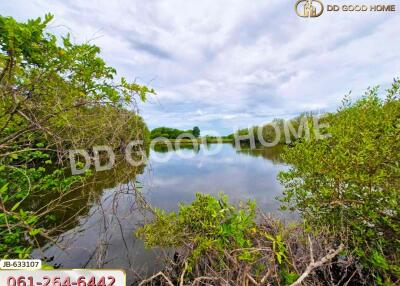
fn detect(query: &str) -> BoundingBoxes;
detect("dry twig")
[290,244,345,286]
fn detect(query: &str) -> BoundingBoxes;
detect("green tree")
[150,127,194,139]
[0,14,154,258]
[192,126,200,138]
[279,80,400,282]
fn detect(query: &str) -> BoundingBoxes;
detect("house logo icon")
[295,0,324,17]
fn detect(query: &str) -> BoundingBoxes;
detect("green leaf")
[11,201,21,211]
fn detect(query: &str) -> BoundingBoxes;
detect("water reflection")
[143,144,287,213]
[26,159,147,238]
[33,143,291,284]
[236,144,285,164]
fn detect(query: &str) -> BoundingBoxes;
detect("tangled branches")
[138,212,364,286]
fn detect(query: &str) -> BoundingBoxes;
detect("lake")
[32,143,292,284]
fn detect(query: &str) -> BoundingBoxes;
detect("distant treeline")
[228,111,325,145]
[150,126,200,139]
[151,112,326,146]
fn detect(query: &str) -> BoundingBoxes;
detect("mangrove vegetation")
[0,14,399,286]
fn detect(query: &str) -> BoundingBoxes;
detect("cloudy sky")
[1,0,399,134]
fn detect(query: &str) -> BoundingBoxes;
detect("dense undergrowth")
[136,193,346,286]
[0,14,153,258]
[279,84,400,283]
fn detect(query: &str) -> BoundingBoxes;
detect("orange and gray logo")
[295,0,324,17]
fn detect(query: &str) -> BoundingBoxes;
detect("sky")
[1,0,399,135]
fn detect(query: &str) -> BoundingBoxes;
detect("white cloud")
[2,0,399,134]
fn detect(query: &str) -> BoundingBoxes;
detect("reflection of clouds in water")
[141,144,286,214]
[148,176,183,188]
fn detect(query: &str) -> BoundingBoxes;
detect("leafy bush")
[136,193,256,268]
[136,194,356,285]
[150,127,198,139]
[279,80,400,282]
[0,155,85,257]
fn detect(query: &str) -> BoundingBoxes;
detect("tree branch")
[290,244,344,286]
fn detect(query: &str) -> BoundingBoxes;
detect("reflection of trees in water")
[236,144,285,164]
[29,154,158,282]
[152,142,285,164]
[60,171,152,271]
[26,154,149,250]
[152,143,201,153]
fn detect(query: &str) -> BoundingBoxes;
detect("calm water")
[32,144,291,284]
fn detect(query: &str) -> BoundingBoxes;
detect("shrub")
[136,193,256,268]
[0,14,153,258]
[279,80,400,283]
[136,194,355,285]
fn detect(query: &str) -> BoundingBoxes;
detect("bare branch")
[290,244,345,286]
